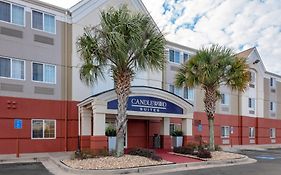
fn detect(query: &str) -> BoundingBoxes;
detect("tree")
[175,45,250,151]
[76,6,165,157]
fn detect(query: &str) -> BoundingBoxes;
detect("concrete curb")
[51,155,256,175]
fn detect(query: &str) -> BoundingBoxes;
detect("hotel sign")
[107,96,183,114]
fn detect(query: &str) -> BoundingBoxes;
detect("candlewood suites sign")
[107,96,183,114]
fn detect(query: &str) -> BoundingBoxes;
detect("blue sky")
[41,0,281,74]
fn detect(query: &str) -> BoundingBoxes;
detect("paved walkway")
[222,144,281,152]
[155,150,201,163]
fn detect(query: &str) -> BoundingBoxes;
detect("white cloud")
[143,0,281,74]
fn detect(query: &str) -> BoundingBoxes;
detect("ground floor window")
[32,119,56,139]
[221,126,230,138]
[170,123,182,135]
[270,128,276,138]
[249,127,255,138]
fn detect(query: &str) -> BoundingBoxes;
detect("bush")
[128,148,162,161]
[197,149,212,158]
[105,125,117,136]
[74,149,111,160]
[171,130,183,136]
[173,146,194,155]
[215,145,222,151]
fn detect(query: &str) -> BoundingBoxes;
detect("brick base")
[183,135,194,146]
[90,136,107,153]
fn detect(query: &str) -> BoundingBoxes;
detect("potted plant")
[171,130,183,147]
[105,125,117,152]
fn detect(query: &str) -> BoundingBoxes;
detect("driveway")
[152,149,281,175]
[0,162,53,175]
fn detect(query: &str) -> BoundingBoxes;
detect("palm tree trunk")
[204,87,217,151]
[114,71,131,157]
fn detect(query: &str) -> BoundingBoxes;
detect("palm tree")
[76,6,165,157]
[175,45,250,151]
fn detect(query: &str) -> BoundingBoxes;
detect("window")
[221,93,229,105]
[170,123,181,135]
[270,128,276,139]
[169,84,175,93]
[32,119,56,139]
[0,1,24,26]
[32,10,55,33]
[248,98,255,109]
[32,62,56,84]
[183,53,190,63]
[174,87,181,96]
[270,101,276,112]
[184,87,194,100]
[0,57,24,80]
[249,127,255,138]
[270,77,276,88]
[221,126,230,138]
[249,71,256,88]
[169,49,180,63]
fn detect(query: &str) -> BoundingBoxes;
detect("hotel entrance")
[78,86,194,152]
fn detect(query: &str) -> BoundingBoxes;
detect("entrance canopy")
[78,86,193,119]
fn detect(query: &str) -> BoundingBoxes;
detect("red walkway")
[155,149,202,163]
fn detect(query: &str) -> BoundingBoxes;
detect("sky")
[41,0,281,74]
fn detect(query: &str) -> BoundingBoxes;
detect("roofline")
[166,40,197,52]
[25,0,68,14]
[265,71,281,78]
[78,86,194,107]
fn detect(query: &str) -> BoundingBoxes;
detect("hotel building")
[0,0,280,154]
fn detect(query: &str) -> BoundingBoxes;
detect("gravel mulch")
[62,155,171,170]
[208,151,245,161]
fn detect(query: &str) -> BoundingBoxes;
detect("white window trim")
[0,1,25,27]
[0,56,25,80]
[31,61,56,84]
[270,128,276,139]
[184,87,194,101]
[248,98,256,110]
[31,9,56,34]
[221,126,230,138]
[221,93,229,106]
[249,127,255,138]
[31,119,56,139]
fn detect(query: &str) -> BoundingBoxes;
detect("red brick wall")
[0,96,78,154]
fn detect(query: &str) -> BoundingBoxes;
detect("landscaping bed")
[62,155,171,170]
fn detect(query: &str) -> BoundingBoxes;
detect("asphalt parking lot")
[0,162,53,175]
[155,148,281,175]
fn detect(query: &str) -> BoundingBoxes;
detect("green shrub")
[105,125,117,136]
[197,149,212,158]
[173,146,194,155]
[128,148,162,161]
[171,130,183,136]
[215,145,222,151]
[74,149,111,160]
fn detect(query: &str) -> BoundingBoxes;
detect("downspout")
[64,14,69,152]
[238,91,242,145]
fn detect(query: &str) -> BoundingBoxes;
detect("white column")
[160,117,170,135]
[182,118,193,136]
[81,108,92,136]
[93,113,106,136]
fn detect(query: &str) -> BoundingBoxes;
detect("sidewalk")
[222,144,281,153]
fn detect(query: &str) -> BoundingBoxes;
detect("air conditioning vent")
[249,110,255,114]
[34,34,54,45]
[0,27,23,38]
[34,86,54,95]
[0,83,23,92]
[271,89,276,93]
[249,84,255,88]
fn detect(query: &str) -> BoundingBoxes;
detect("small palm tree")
[77,6,165,157]
[175,45,250,151]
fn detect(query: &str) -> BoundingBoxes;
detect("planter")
[108,136,116,152]
[172,136,183,147]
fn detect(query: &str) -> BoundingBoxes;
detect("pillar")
[80,108,92,150]
[182,118,193,146]
[160,117,171,150]
[90,113,107,152]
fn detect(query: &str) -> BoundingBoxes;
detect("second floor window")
[270,101,276,113]
[0,56,24,80]
[32,62,56,84]
[184,87,194,100]
[0,1,24,26]
[183,53,190,63]
[169,49,180,63]
[221,93,229,105]
[32,10,55,34]
[248,98,255,110]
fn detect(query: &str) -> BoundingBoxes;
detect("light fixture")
[253,59,260,64]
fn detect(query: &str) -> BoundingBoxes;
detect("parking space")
[0,162,53,175]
